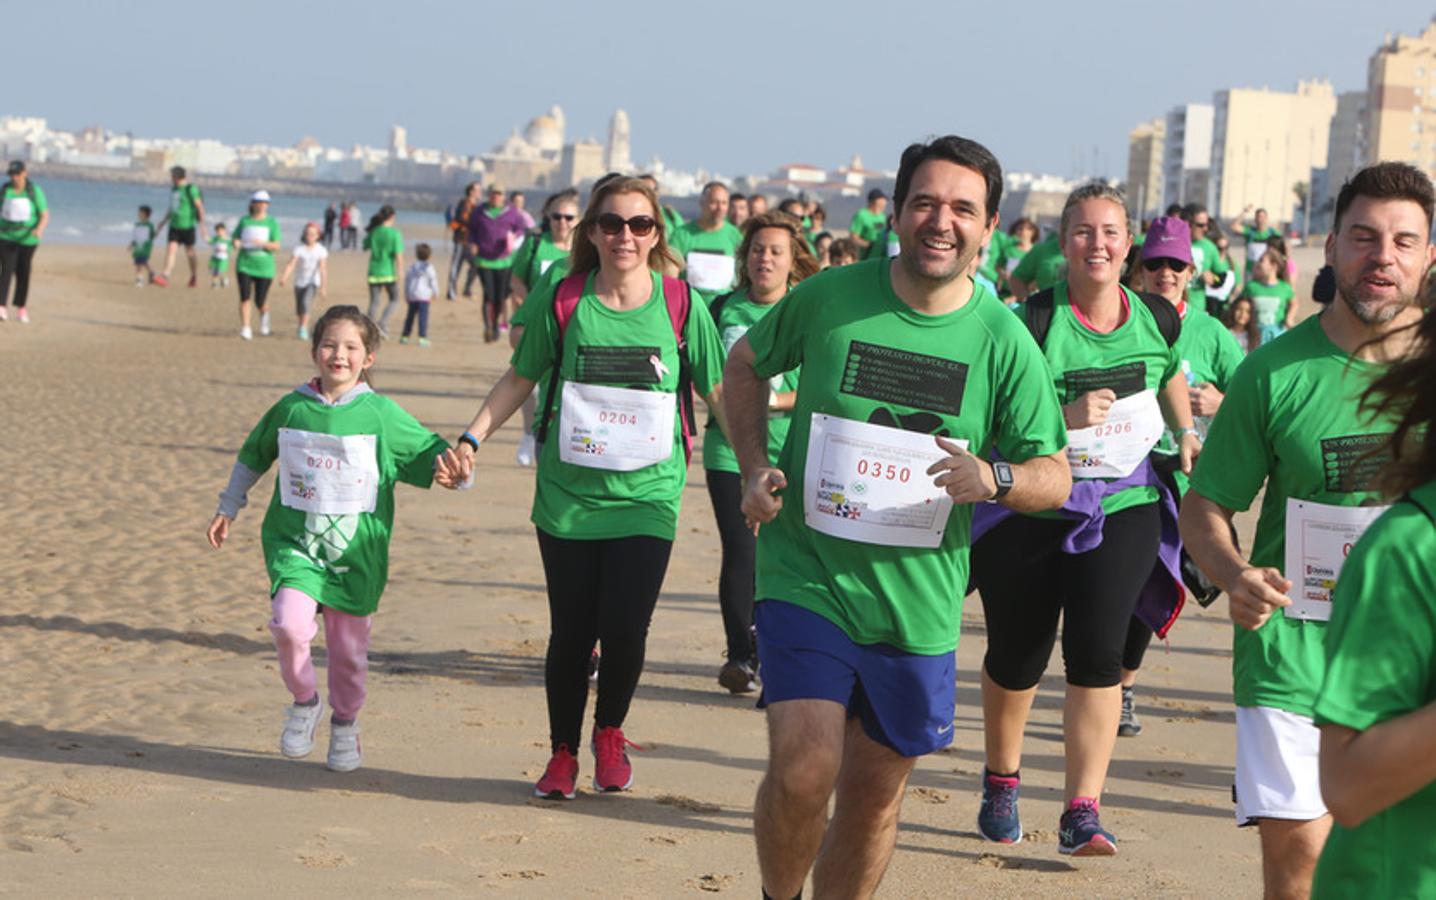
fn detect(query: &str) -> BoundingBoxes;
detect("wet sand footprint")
[688,873,734,892]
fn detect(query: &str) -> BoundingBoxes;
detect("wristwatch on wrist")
[991,461,1014,500]
[1175,427,1201,441]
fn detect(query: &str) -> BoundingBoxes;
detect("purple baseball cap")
[1141,216,1192,266]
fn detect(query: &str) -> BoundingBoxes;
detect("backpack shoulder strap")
[535,273,589,446]
[1135,290,1182,348]
[661,275,692,342]
[661,276,698,462]
[707,290,735,328]
[1023,287,1057,349]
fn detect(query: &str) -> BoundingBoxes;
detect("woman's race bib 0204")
[1283,498,1389,622]
[277,428,380,515]
[558,381,675,472]
[803,413,960,548]
[2,196,33,223]
[1065,388,1164,479]
[685,251,736,292]
[241,225,270,250]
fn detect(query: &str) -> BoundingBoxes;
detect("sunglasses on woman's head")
[549,213,576,222]
[1142,257,1187,273]
[596,213,657,237]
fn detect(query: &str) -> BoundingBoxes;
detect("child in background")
[1238,247,1296,346]
[278,222,330,341]
[205,305,457,772]
[401,242,438,346]
[363,205,404,336]
[131,205,156,287]
[209,223,231,289]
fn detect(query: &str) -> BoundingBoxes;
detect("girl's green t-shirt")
[364,225,403,282]
[1243,279,1294,327]
[237,386,448,617]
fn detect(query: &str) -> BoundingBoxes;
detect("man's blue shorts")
[755,599,957,758]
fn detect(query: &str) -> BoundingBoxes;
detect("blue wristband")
[459,431,481,452]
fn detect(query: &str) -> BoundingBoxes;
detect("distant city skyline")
[12,1,1435,183]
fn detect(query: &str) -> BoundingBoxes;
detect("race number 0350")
[856,458,911,483]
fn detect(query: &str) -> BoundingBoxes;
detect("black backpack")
[1022,287,1180,350]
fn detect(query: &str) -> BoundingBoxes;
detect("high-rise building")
[1367,19,1436,180]
[1163,103,1213,212]
[1211,80,1336,223]
[1312,90,1369,232]
[605,109,632,173]
[1126,117,1165,219]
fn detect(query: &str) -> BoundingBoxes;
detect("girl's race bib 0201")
[1065,389,1164,479]
[685,251,736,292]
[803,413,959,548]
[558,381,675,472]
[277,428,380,515]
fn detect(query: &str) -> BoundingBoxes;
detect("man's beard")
[1337,271,1418,325]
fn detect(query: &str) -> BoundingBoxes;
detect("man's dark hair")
[893,135,1002,220]
[1333,161,1436,233]
[778,197,805,216]
[139,205,151,216]
[1164,203,1183,217]
[1180,203,1209,226]
[730,192,746,203]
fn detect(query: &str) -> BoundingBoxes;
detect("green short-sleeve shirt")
[670,220,744,303]
[0,182,48,246]
[743,259,1068,655]
[131,220,156,258]
[237,386,448,617]
[702,290,799,474]
[510,269,725,541]
[1188,316,1399,716]
[363,225,403,282]
[1243,280,1295,327]
[848,208,885,245]
[512,234,569,289]
[1010,233,1065,291]
[1152,305,1246,491]
[1311,481,1436,899]
[1026,282,1182,514]
[234,215,281,279]
[169,183,202,230]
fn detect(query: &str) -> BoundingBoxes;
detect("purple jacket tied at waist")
[467,205,527,261]
[971,460,1186,638]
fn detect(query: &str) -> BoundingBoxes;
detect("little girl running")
[206,305,457,771]
[278,222,330,340]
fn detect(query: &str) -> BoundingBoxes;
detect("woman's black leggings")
[0,241,37,308]
[536,528,673,752]
[705,470,758,663]
[477,266,512,331]
[972,503,1161,690]
[236,272,271,307]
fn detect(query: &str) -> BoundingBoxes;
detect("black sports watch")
[990,461,1014,501]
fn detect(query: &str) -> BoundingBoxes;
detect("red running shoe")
[592,726,640,792]
[533,745,578,800]
[152,274,170,287]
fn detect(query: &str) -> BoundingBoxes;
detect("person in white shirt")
[401,242,439,346]
[278,223,330,340]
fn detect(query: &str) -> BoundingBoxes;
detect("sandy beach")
[0,243,1325,897]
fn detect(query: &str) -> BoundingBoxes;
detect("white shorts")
[1233,706,1328,826]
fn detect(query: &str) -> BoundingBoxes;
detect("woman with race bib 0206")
[437,176,727,801]
[970,183,1200,856]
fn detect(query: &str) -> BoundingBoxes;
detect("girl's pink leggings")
[268,588,372,721]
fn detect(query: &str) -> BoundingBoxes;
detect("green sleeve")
[362,232,373,251]
[381,398,449,488]
[992,324,1068,462]
[511,238,536,285]
[1210,326,1245,391]
[1188,360,1272,511]
[34,184,47,214]
[745,281,811,379]
[669,227,689,259]
[1211,253,1231,277]
[683,292,725,396]
[235,400,285,473]
[511,278,560,381]
[1313,503,1436,730]
[1010,246,1038,282]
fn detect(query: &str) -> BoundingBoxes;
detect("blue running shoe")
[977,768,1023,844]
[1058,797,1117,856]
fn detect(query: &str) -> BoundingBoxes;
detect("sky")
[12,0,1436,181]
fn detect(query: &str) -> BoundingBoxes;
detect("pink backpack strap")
[553,271,586,334]
[660,276,697,464]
